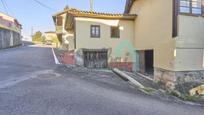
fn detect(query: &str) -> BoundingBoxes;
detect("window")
[111,26,120,38]
[90,25,100,38]
[179,0,202,15]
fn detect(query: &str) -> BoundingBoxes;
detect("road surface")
[0,43,203,115]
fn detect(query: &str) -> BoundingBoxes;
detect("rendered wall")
[0,29,21,49]
[174,48,204,71]
[75,17,135,62]
[173,15,204,71]
[177,15,204,48]
[129,0,175,71]
[60,14,75,50]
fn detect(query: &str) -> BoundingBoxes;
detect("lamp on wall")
[174,49,177,57]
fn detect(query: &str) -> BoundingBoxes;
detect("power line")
[32,0,56,12]
[0,0,9,14]
[3,0,15,17]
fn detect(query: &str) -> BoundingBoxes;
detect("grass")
[183,95,196,101]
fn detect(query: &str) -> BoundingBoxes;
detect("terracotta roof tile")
[53,8,136,20]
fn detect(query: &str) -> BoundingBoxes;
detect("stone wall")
[0,29,21,49]
[155,68,204,89]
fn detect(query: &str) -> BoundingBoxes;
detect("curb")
[112,68,145,89]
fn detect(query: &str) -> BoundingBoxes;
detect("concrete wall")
[177,15,204,48]
[174,48,204,71]
[0,29,21,49]
[75,17,135,62]
[172,15,204,71]
[129,0,175,70]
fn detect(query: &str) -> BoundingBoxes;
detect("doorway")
[137,50,154,76]
[144,50,154,75]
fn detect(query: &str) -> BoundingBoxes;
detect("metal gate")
[83,49,108,68]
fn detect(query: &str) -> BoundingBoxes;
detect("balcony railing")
[179,0,203,15]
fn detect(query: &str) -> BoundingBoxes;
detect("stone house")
[53,0,204,85]
[0,12,22,49]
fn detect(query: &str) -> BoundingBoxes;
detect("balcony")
[56,26,63,34]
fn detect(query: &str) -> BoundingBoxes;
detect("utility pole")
[90,0,93,13]
[31,26,33,37]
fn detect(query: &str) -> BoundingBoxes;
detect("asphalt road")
[0,43,203,115]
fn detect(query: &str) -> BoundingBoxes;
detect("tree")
[41,35,46,43]
[32,31,42,42]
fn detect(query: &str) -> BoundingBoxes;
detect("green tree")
[41,35,46,43]
[32,31,42,42]
[52,36,60,47]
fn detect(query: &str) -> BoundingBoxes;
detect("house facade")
[0,12,22,49]
[53,9,136,71]
[125,0,204,85]
[53,0,204,85]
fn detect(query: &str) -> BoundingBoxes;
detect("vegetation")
[41,35,46,44]
[32,31,42,42]
[52,36,60,47]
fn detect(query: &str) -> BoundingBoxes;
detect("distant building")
[0,12,22,49]
[44,31,59,47]
[44,31,57,41]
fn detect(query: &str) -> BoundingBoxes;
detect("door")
[83,50,108,68]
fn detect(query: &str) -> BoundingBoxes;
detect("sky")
[0,0,126,36]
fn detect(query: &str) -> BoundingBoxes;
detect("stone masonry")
[154,68,204,90]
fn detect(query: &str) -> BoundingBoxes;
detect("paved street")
[0,43,203,115]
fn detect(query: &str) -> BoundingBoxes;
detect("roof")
[0,12,21,26]
[44,31,56,34]
[53,8,137,20]
[124,0,136,14]
[0,12,22,32]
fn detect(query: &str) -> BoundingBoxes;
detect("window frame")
[179,0,203,16]
[90,25,100,38]
[110,26,120,38]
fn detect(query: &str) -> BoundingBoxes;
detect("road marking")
[52,48,61,65]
